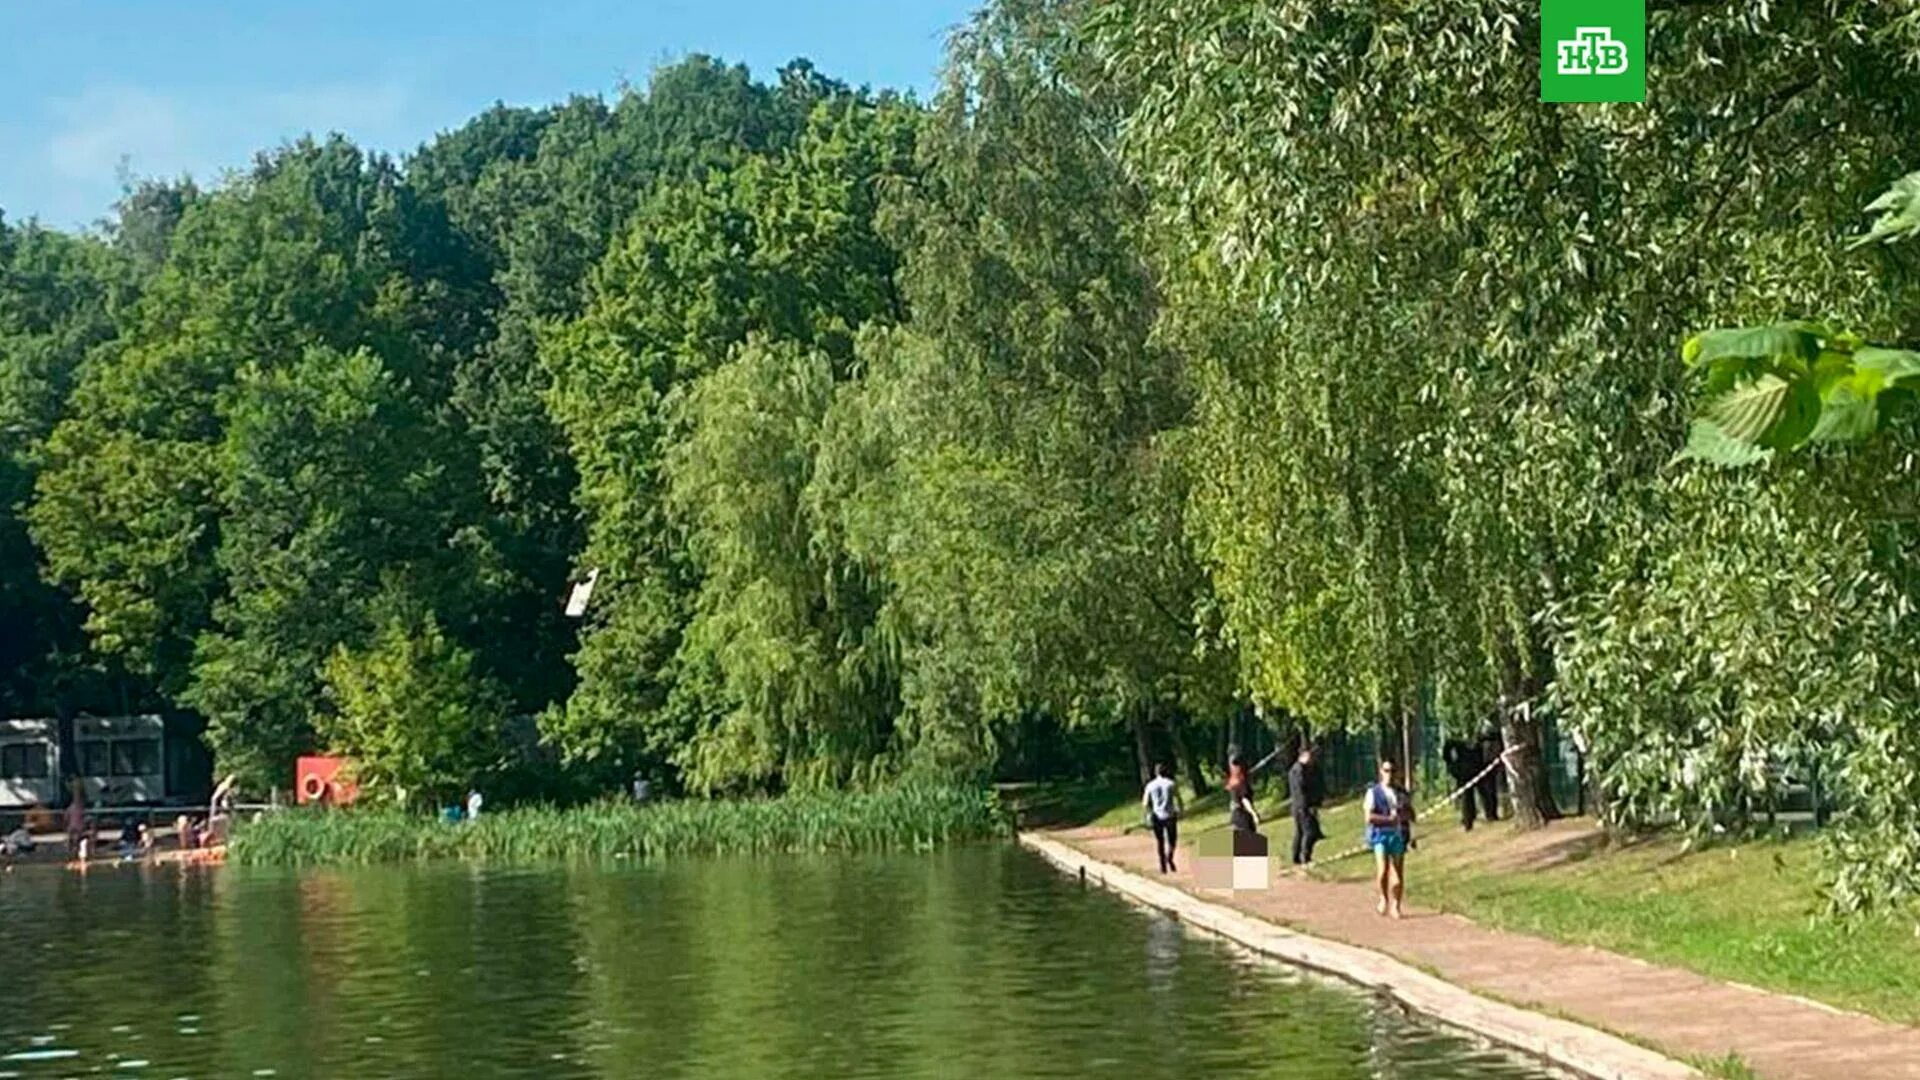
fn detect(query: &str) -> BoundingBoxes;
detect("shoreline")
[1018,832,1698,1080]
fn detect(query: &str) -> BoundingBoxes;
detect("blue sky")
[0,0,977,230]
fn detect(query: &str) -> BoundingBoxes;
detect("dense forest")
[5,0,1920,909]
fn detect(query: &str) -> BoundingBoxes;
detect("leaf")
[1847,171,1920,250]
[1703,374,1805,446]
[1761,376,1821,450]
[1852,347,1920,387]
[1674,418,1774,468]
[1682,323,1822,368]
[1809,382,1881,443]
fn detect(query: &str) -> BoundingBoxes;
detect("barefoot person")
[1141,763,1181,873]
[1364,760,1414,918]
[63,776,86,854]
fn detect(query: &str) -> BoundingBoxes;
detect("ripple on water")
[0,848,1565,1079]
[0,1049,78,1062]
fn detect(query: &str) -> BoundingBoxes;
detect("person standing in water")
[1364,760,1415,918]
[63,777,86,856]
[1141,763,1182,873]
[207,774,238,844]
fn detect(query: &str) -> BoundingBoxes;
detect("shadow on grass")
[996,781,1134,829]
[999,779,1239,832]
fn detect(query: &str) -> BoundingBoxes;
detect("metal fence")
[1289,708,1590,816]
[1301,705,1831,828]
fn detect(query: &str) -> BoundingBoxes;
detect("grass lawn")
[1036,779,1920,1027]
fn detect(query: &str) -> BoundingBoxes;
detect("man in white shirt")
[1142,763,1182,873]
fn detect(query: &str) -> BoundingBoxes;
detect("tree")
[31,137,505,787]
[184,346,480,786]
[1680,172,1920,465]
[0,216,134,715]
[667,339,897,789]
[814,0,1230,787]
[323,603,507,805]
[1084,0,1920,830]
[540,91,916,789]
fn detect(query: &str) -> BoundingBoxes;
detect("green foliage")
[540,91,917,787]
[817,0,1227,781]
[1679,321,1920,464]
[667,339,898,790]
[321,603,507,804]
[0,217,134,714]
[1087,0,1920,871]
[226,783,1010,866]
[27,137,512,786]
[11,4,1920,916]
[1851,169,1920,251]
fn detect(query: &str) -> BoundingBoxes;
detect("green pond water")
[0,845,1563,1078]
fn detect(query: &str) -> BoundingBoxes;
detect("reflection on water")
[1143,911,1184,1000]
[0,845,1562,1078]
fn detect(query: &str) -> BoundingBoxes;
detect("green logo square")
[1540,0,1645,102]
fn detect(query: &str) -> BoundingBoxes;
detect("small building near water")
[0,713,213,810]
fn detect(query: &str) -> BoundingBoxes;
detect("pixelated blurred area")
[1193,830,1270,890]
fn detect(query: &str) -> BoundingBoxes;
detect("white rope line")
[1300,748,1515,867]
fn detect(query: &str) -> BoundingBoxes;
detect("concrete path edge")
[1018,832,1700,1080]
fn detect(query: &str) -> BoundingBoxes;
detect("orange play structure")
[295,756,359,806]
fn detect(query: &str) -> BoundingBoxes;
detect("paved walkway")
[1046,825,1920,1080]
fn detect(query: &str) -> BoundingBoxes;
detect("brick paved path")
[1049,825,1920,1079]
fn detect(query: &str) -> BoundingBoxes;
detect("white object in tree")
[565,568,601,618]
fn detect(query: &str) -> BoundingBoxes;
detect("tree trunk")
[1164,711,1211,795]
[1500,695,1561,829]
[1131,712,1154,787]
[1401,701,1416,786]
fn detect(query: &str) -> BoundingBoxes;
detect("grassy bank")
[1063,781,1920,1026]
[230,784,1011,867]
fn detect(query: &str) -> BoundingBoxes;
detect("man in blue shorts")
[1364,760,1415,918]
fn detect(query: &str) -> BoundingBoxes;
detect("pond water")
[0,845,1561,1078]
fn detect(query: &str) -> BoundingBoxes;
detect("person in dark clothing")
[1475,729,1503,823]
[1442,737,1486,830]
[1226,753,1265,855]
[1288,745,1324,863]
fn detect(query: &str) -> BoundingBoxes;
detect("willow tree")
[1085,0,1920,830]
[812,0,1230,789]
[541,93,918,792]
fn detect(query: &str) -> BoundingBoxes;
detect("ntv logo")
[1540,1,1643,102]
[1556,26,1629,76]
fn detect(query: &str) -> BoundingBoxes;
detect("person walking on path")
[1141,763,1182,873]
[1288,745,1324,864]
[1442,737,1485,830]
[1364,760,1414,918]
